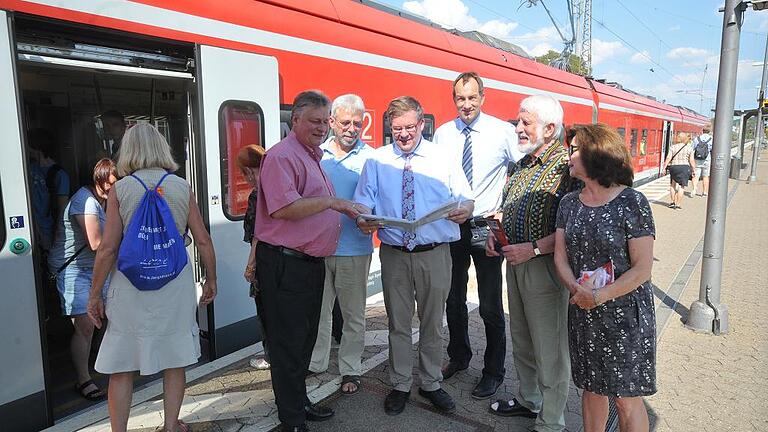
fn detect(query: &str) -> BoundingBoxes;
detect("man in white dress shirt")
[432,72,522,399]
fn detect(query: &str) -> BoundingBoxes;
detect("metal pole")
[748,33,768,182]
[737,113,746,161]
[686,0,743,334]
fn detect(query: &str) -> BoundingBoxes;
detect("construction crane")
[521,0,591,76]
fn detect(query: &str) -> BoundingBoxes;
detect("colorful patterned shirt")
[501,141,572,244]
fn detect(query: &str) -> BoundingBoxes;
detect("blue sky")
[375,0,768,115]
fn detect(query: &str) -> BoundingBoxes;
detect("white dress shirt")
[433,112,522,217]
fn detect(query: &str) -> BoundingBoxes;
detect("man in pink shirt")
[254,90,360,432]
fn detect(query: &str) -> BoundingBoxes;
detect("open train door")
[196,45,279,358]
[0,12,50,431]
[660,121,673,175]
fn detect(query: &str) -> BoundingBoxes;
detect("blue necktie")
[462,127,473,187]
[402,153,416,250]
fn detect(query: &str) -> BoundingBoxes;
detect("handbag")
[468,217,494,249]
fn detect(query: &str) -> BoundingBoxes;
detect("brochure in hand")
[358,200,461,233]
[577,261,615,289]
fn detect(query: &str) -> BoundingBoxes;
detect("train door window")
[617,127,626,142]
[640,129,648,155]
[219,101,264,220]
[630,129,638,156]
[383,113,435,146]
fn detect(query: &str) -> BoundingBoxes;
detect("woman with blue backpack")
[86,123,217,432]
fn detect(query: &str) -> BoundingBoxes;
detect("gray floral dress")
[555,187,657,397]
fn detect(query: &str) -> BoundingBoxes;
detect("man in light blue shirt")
[309,94,375,396]
[432,72,521,399]
[354,96,473,416]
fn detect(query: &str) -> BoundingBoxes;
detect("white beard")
[518,136,546,155]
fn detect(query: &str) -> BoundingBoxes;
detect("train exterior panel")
[0,1,709,429]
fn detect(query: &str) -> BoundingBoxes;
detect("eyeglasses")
[334,118,363,129]
[390,124,419,134]
[568,144,580,156]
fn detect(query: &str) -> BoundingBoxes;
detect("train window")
[640,129,648,156]
[383,113,435,146]
[218,101,265,221]
[630,129,638,157]
[617,127,626,141]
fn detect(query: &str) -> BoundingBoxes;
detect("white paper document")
[359,200,460,233]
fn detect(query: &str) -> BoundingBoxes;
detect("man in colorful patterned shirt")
[486,95,572,432]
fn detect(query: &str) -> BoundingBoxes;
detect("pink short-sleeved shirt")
[254,131,341,257]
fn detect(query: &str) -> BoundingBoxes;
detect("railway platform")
[45,149,768,432]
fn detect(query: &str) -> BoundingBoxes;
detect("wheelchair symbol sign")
[10,216,24,229]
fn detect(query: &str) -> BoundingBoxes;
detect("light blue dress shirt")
[353,137,473,247]
[432,112,522,216]
[321,138,375,256]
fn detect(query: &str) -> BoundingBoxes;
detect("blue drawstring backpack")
[117,173,187,291]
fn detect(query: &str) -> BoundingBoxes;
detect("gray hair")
[520,94,564,137]
[332,94,365,117]
[291,90,331,121]
[116,123,179,177]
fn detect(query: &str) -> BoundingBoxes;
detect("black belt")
[464,217,489,228]
[385,242,443,253]
[260,242,323,263]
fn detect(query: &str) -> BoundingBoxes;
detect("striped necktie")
[402,152,416,250]
[462,127,473,187]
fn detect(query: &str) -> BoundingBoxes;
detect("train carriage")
[0,1,708,429]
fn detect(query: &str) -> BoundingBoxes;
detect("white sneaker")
[249,357,271,370]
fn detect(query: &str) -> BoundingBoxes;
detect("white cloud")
[402,0,517,39]
[591,39,627,65]
[666,47,711,60]
[668,25,681,31]
[630,50,652,64]
[506,26,562,57]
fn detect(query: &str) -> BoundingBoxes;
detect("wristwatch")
[532,240,542,256]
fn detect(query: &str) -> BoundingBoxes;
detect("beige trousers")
[506,255,571,432]
[380,243,452,392]
[309,254,372,376]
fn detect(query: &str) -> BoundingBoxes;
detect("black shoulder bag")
[48,245,88,281]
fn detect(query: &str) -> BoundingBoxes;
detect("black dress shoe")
[384,389,410,416]
[280,424,309,432]
[305,403,334,421]
[489,398,538,418]
[471,375,503,400]
[418,388,456,413]
[441,361,468,379]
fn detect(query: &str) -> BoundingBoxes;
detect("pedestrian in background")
[554,124,656,432]
[87,123,217,432]
[309,94,375,395]
[239,144,271,371]
[487,95,571,432]
[661,131,695,209]
[433,72,521,399]
[690,126,713,197]
[48,158,116,402]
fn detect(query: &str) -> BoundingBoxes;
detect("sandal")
[340,375,361,395]
[155,420,190,432]
[76,379,106,401]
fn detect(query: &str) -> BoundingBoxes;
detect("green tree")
[535,50,589,76]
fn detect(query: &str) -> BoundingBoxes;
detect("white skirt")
[95,263,200,376]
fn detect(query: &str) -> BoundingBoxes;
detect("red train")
[0,1,708,429]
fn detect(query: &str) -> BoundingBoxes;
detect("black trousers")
[445,222,506,379]
[256,243,325,427]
